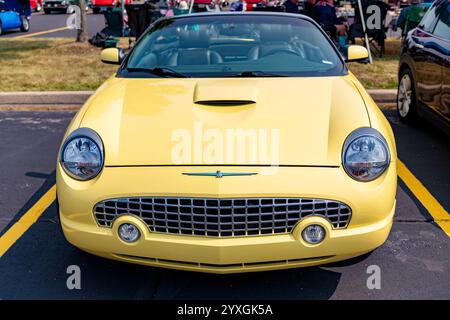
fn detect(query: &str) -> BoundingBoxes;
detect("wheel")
[0,21,2,36]
[92,7,100,14]
[44,8,51,14]
[20,17,30,32]
[397,68,418,124]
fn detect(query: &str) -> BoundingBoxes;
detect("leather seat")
[248,24,296,59]
[167,30,223,66]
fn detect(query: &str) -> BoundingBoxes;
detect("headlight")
[60,128,104,181]
[342,128,390,182]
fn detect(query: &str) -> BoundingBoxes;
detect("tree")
[76,0,88,43]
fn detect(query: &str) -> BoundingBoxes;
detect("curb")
[0,89,397,109]
[0,91,92,105]
[367,89,397,103]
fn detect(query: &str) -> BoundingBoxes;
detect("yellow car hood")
[80,75,370,166]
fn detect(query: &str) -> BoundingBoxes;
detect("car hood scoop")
[80,76,370,166]
[194,100,255,106]
[193,79,258,106]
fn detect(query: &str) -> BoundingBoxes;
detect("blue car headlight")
[60,128,104,181]
[342,128,390,182]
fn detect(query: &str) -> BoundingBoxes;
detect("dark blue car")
[397,0,449,136]
[0,0,31,35]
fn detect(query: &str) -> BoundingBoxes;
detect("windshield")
[120,14,346,78]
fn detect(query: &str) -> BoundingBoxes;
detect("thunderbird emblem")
[182,171,257,178]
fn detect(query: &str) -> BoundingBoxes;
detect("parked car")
[31,0,43,12]
[91,0,129,14]
[0,0,30,35]
[397,0,450,136]
[43,0,90,14]
[43,0,70,13]
[57,12,397,274]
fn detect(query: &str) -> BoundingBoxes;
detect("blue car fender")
[0,11,22,30]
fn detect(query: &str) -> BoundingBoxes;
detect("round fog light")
[302,224,325,244]
[118,223,140,242]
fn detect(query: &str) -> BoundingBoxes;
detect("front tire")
[20,17,30,32]
[44,8,51,14]
[397,68,417,124]
[92,7,100,14]
[0,21,3,36]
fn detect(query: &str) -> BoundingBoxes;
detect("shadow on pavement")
[0,170,55,237]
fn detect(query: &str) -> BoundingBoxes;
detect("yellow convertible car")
[57,12,397,273]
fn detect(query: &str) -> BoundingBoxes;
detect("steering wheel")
[262,49,301,58]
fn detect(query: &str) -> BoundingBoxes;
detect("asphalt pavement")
[0,109,448,299]
[0,11,106,38]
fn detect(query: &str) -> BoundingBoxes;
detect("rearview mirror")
[101,48,124,65]
[345,45,369,63]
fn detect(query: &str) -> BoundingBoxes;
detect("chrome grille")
[93,197,352,237]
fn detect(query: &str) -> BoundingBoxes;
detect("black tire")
[44,8,51,14]
[397,68,418,124]
[20,17,30,32]
[0,21,2,36]
[92,7,100,14]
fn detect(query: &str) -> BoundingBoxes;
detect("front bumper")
[58,164,397,273]
[43,4,68,10]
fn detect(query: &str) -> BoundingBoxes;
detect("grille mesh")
[93,197,351,237]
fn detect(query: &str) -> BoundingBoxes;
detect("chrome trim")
[342,127,391,182]
[182,171,258,178]
[93,197,352,237]
[59,127,105,181]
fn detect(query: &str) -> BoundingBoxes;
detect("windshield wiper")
[125,67,189,78]
[228,71,287,78]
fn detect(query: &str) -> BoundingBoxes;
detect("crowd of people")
[97,0,434,54]
[225,0,433,52]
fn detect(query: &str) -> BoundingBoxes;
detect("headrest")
[220,24,252,37]
[179,30,210,49]
[259,24,292,43]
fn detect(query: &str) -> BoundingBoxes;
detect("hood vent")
[195,100,255,106]
[193,79,259,105]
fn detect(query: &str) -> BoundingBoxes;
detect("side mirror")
[101,48,124,65]
[345,45,369,63]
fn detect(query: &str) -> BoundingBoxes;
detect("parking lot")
[0,2,449,301]
[1,11,105,39]
[0,108,448,299]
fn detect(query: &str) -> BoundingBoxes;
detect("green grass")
[349,56,399,89]
[348,39,400,89]
[0,38,117,91]
[0,38,401,91]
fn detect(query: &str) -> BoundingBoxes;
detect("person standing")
[303,0,316,16]
[230,0,246,11]
[311,0,345,34]
[312,0,347,49]
[283,0,300,13]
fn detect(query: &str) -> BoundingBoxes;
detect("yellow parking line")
[0,185,56,257]
[398,160,450,236]
[12,26,69,39]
